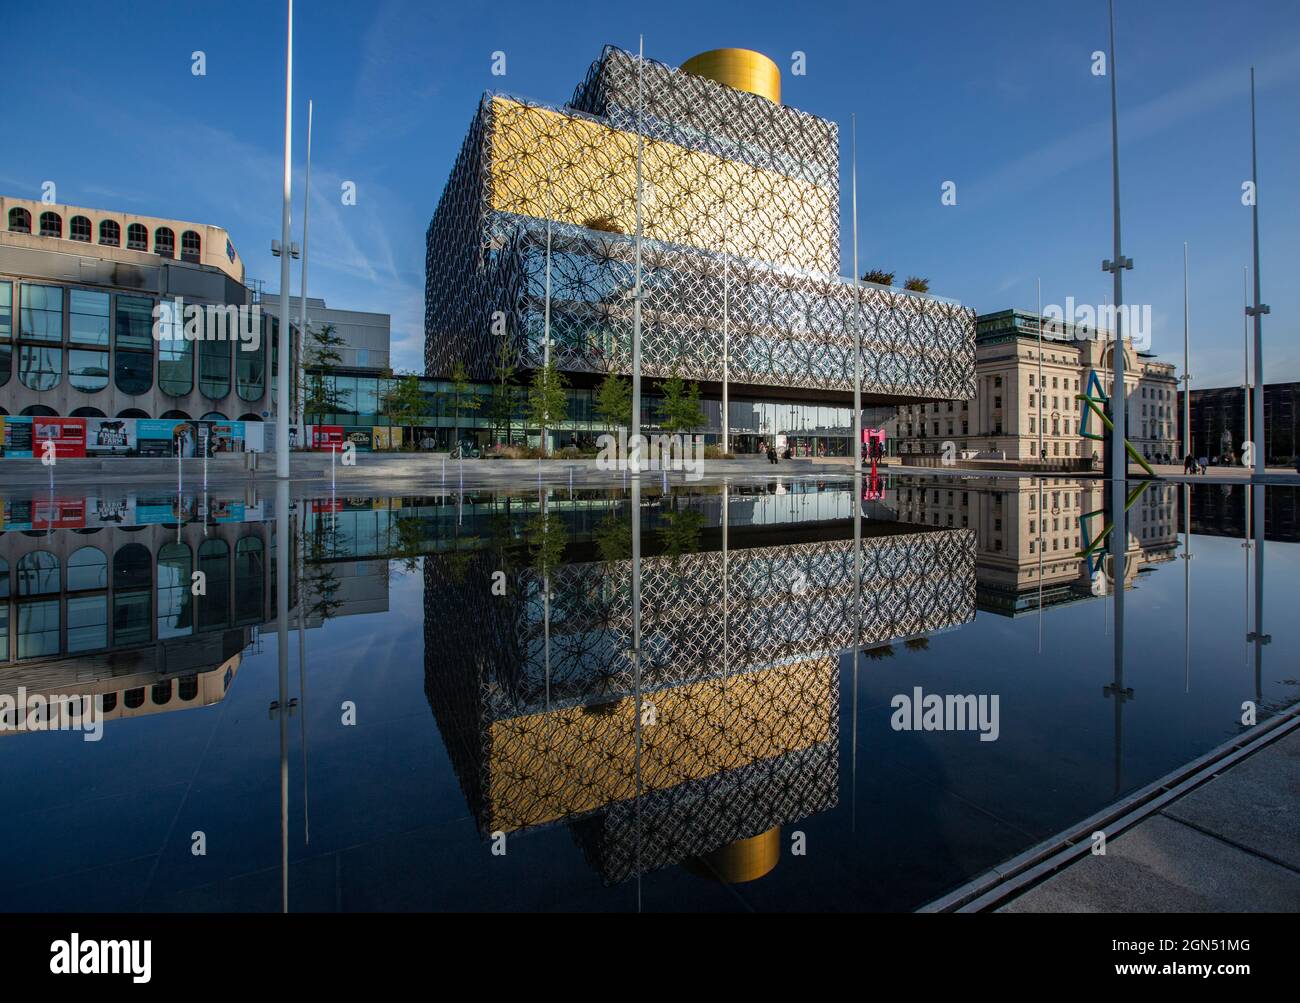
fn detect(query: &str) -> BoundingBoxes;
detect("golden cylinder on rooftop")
[681,48,781,104]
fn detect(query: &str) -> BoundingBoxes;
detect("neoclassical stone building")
[893,309,1179,465]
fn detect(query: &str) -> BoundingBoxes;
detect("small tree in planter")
[903,276,930,293]
[594,372,633,438]
[861,269,895,287]
[527,357,569,456]
[381,372,427,450]
[448,360,481,452]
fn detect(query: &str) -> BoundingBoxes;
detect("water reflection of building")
[888,477,1178,615]
[422,486,976,884]
[1187,482,1298,543]
[0,514,279,728]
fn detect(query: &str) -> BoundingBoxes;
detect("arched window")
[199,340,231,398]
[0,280,11,389]
[151,680,173,705]
[99,219,120,246]
[126,223,148,251]
[68,350,109,392]
[237,315,267,400]
[181,230,201,263]
[234,537,265,623]
[20,404,58,416]
[69,216,92,242]
[39,212,62,238]
[197,539,230,631]
[19,346,61,390]
[117,408,149,419]
[113,543,152,591]
[178,675,199,701]
[200,411,227,421]
[153,227,175,258]
[157,299,193,396]
[113,543,152,646]
[114,295,153,396]
[69,407,106,417]
[8,207,31,233]
[160,409,191,420]
[67,546,107,591]
[124,688,145,709]
[17,551,60,595]
[99,692,118,714]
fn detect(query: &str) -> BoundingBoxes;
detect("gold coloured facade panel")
[484,657,835,831]
[681,48,781,104]
[487,98,837,273]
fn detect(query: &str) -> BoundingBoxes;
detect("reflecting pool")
[0,475,1296,911]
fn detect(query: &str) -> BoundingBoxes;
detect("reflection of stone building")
[894,310,1179,464]
[422,489,975,883]
[890,477,1178,615]
[0,515,279,728]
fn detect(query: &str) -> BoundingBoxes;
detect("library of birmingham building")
[425,46,976,455]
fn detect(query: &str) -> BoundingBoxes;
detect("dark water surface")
[0,475,1296,911]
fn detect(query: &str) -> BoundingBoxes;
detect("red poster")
[32,497,88,530]
[33,417,87,459]
[312,499,343,513]
[311,425,345,452]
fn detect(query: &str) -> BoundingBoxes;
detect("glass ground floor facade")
[308,371,898,454]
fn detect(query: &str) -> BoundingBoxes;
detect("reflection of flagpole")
[275,479,291,912]
[1037,278,1043,462]
[722,230,729,455]
[630,475,643,910]
[298,498,309,846]
[1182,483,1191,693]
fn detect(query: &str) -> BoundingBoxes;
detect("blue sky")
[7,0,1297,384]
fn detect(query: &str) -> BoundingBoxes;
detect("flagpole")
[1182,241,1190,460]
[630,34,645,475]
[1246,67,1268,477]
[850,113,861,475]
[1102,0,1131,486]
[276,0,294,478]
[297,97,312,433]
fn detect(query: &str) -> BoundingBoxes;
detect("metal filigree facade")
[426,45,976,401]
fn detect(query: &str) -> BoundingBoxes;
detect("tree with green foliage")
[485,337,517,445]
[861,269,895,287]
[903,276,930,293]
[302,322,348,422]
[448,360,482,452]
[594,373,633,434]
[660,368,706,435]
[381,372,427,449]
[527,357,569,455]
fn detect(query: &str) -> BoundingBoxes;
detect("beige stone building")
[892,309,1179,465]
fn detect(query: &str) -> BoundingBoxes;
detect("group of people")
[760,441,791,464]
[1183,453,1209,475]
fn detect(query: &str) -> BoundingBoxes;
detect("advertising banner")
[2,416,34,458]
[136,419,181,457]
[86,495,137,527]
[33,417,87,459]
[372,426,403,450]
[344,427,372,451]
[244,422,266,453]
[311,425,345,451]
[85,417,136,455]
